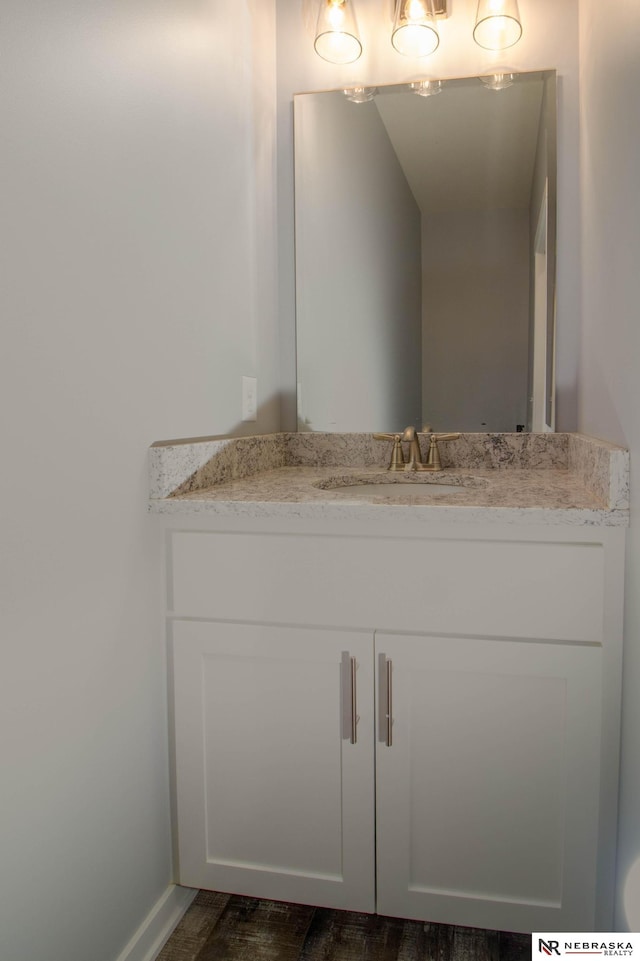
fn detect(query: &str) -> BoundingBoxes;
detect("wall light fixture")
[473,0,523,50]
[314,0,363,64]
[312,0,523,63]
[391,0,441,58]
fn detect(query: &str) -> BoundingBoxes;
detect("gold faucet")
[374,428,461,471]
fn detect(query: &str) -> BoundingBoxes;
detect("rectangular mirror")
[294,70,557,433]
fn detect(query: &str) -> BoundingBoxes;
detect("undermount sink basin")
[330,481,466,497]
[313,473,485,500]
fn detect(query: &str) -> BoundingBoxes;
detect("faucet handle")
[373,433,405,471]
[424,432,461,470]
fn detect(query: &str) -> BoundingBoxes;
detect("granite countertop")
[148,432,630,527]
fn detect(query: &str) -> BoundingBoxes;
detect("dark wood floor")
[157,891,532,961]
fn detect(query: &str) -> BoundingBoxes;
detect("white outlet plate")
[242,376,257,422]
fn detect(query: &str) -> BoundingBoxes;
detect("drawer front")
[168,531,605,642]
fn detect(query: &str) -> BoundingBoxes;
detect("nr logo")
[539,940,561,956]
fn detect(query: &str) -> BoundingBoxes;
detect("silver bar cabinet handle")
[350,656,358,744]
[341,651,359,744]
[386,657,393,747]
[378,652,393,747]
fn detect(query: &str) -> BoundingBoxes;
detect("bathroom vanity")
[150,432,628,934]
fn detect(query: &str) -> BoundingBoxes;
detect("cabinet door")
[171,620,375,912]
[375,633,602,933]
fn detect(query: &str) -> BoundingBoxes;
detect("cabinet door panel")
[375,634,602,933]
[172,620,375,912]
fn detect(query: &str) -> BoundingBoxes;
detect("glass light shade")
[343,86,377,103]
[473,0,522,50]
[314,0,363,64]
[392,0,439,58]
[410,79,443,96]
[480,71,515,90]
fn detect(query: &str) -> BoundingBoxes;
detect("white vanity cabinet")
[165,515,624,933]
[171,620,376,913]
[374,633,603,933]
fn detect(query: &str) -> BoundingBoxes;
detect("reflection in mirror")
[294,70,556,433]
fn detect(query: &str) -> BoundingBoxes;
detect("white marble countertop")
[148,432,630,527]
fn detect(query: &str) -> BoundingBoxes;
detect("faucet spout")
[401,426,423,471]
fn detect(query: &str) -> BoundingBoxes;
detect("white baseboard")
[114,884,198,961]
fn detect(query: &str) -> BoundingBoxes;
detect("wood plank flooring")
[157,892,532,961]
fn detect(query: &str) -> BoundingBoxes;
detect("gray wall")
[295,93,421,432]
[0,2,278,960]
[578,0,640,930]
[422,208,530,432]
